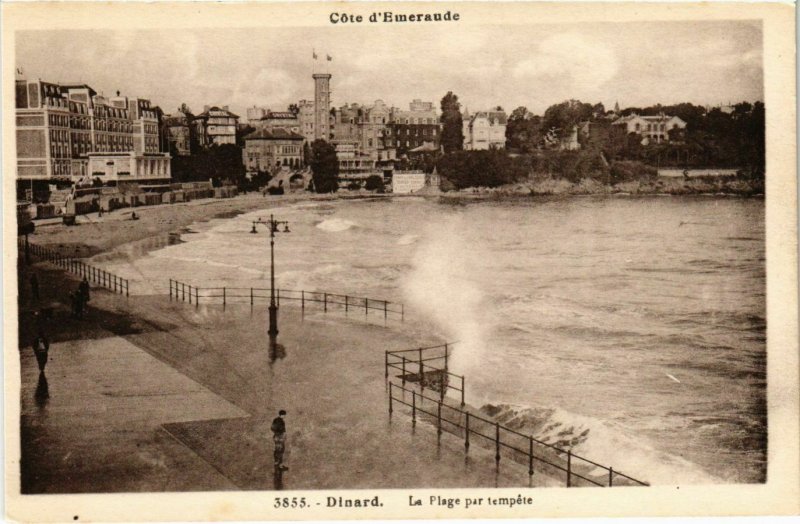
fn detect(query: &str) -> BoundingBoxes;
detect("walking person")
[29,273,40,301]
[271,410,289,471]
[32,335,49,374]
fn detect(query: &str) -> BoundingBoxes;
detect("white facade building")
[392,171,427,193]
[462,109,507,150]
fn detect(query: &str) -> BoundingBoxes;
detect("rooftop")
[244,127,304,141]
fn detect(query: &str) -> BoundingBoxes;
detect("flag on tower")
[327,55,332,61]
[313,50,318,60]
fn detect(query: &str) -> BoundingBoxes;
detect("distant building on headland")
[462,108,507,150]
[257,111,301,136]
[391,169,441,194]
[242,127,304,175]
[611,113,687,144]
[246,105,269,125]
[391,99,441,156]
[87,151,171,185]
[193,105,239,147]
[163,109,194,156]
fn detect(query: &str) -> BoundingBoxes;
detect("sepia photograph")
[3,1,797,521]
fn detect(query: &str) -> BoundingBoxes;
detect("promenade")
[18,262,556,492]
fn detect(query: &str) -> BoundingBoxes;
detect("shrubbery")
[608,161,658,184]
[437,149,528,190]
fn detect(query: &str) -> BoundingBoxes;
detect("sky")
[16,20,762,117]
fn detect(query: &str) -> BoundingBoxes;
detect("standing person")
[32,335,49,373]
[271,410,289,471]
[29,273,39,301]
[79,277,90,304]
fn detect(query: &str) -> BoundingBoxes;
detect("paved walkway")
[18,261,557,492]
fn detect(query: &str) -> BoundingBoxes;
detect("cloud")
[512,32,619,93]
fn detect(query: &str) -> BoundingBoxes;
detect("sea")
[93,195,766,485]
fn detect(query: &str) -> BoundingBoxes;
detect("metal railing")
[388,382,648,488]
[20,240,130,296]
[168,279,404,319]
[385,343,466,406]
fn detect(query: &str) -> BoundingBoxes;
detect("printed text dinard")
[329,11,460,24]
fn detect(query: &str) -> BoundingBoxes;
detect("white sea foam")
[316,218,357,232]
[481,402,721,485]
[397,234,419,246]
[402,216,494,378]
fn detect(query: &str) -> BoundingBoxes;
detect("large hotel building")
[15,77,170,191]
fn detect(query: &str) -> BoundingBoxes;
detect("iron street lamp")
[251,214,290,337]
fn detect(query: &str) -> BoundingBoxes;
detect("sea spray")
[402,216,495,387]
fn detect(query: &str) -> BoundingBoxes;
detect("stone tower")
[313,73,331,141]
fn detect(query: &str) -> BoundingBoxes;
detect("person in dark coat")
[79,277,90,304]
[32,336,49,373]
[271,410,288,471]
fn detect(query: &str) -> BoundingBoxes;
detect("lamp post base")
[268,304,279,337]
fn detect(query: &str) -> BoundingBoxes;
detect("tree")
[309,139,339,193]
[437,149,528,189]
[542,100,594,139]
[506,106,542,153]
[288,103,299,116]
[303,142,312,166]
[440,91,464,153]
[236,124,256,147]
[364,175,384,192]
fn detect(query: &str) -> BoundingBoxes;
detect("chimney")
[116,90,120,96]
[223,105,229,111]
[204,105,210,112]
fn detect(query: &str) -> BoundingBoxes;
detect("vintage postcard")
[3,1,797,521]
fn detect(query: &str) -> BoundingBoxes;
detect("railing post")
[126,280,129,297]
[189,285,193,304]
[437,401,442,436]
[388,382,393,415]
[182,282,185,301]
[113,275,117,293]
[195,287,199,308]
[444,343,449,371]
[401,303,404,321]
[324,293,327,312]
[169,279,173,300]
[385,351,389,378]
[384,301,388,319]
[401,357,406,385]
[529,436,534,476]
[302,290,305,310]
[345,295,348,312]
[365,298,368,315]
[461,376,465,407]
[609,467,613,487]
[418,348,424,390]
[495,422,501,464]
[223,287,226,305]
[412,390,416,426]
[567,451,572,487]
[250,287,254,306]
[465,412,470,450]
[277,288,280,307]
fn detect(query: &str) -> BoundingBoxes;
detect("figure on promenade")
[29,273,39,301]
[79,277,90,304]
[32,335,49,373]
[271,410,289,471]
[70,291,83,319]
